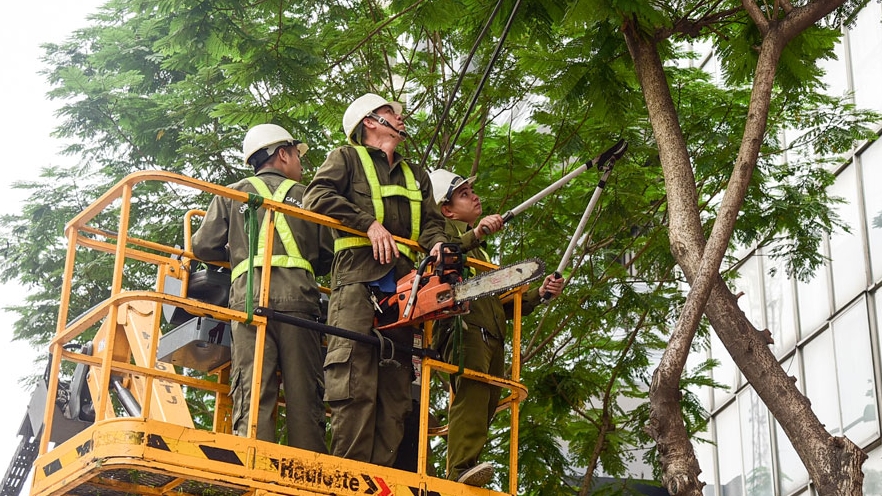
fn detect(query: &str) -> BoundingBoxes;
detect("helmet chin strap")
[369,112,409,139]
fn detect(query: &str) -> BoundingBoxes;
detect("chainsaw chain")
[453,258,545,302]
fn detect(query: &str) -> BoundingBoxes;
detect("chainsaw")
[374,243,545,330]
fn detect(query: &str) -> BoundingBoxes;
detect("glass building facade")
[690,4,882,495]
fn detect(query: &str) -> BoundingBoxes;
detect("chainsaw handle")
[402,254,437,319]
[415,253,437,276]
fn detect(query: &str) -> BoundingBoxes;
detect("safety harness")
[452,222,490,278]
[448,222,491,374]
[234,176,314,323]
[333,146,422,261]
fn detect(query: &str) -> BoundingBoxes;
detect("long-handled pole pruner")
[492,139,628,227]
[540,140,628,302]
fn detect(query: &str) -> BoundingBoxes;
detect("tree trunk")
[623,0,868,493]
[702,273,867,495]
[623,18,706,496]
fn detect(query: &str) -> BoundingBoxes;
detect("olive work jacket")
[433,218,542,347]
[302,145,448,289]
[191,167,334,316]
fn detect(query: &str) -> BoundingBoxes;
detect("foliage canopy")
[2,0,878,492]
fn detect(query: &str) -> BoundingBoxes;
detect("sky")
[0,0,105,488]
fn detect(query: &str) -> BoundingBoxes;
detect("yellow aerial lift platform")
[3,171,534,496]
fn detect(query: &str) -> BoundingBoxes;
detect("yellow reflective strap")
[339,147,422,258]
[231,177,314,281]
[333,236,418,261]
[354,146,387,224]
[396,162,421,240]
[353,147,420,239]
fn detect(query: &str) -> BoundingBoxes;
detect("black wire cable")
[418,0,506,171]
[435,0,523,171]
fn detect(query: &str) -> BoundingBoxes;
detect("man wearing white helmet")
[192,123,333,452]
[428,169,564,486]
[303,94,447,466]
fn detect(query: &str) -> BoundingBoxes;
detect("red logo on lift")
[362,474,391,495]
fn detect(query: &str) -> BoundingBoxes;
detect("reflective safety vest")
[334,146,422,261]
[230,176,314,281]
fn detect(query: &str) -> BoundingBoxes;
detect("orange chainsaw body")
[374,245,470,330]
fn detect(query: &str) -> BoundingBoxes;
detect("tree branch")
[660,6,742,40]
[743,0,770,35]
[323,0,429,73]
[579,312,646,496]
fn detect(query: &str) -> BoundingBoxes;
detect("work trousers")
[324,282,415,466]
[230,312,327,453]
[442,322,504,481]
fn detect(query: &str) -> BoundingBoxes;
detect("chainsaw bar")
[452,258,545,302]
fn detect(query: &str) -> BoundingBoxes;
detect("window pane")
[732,255,765,329]
[819,33,849,100]
[828,164,866,310]
[687,342,713,412]
[850,1,882,113]
[862,141,882,282]
[716,403,743,496]
[694,426,716,496]
[803,330,841,435]
[711,329,739,408]
[878,293,882,367]
[764,249,797,355]
[833,299,878,445]
[865,445,882,496]
[776,357,809,494]
[796,261,831,337]
[739,388,774,496]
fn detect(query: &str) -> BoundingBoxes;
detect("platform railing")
[41,170,529,494]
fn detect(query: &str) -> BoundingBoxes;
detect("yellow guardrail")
[39,170,528,495]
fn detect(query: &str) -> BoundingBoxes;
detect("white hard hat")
[342,93,403,144]
[242,124,309,167]
[429,169,476,205]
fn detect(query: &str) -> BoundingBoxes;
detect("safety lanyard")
[239,176,313,323]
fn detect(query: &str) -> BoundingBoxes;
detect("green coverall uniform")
[192,166,333,452]
[303,145,447,466]
[433,219,543,481]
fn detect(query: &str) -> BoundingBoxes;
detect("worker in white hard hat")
[428,169,564,486]
[303,94,448,466]
[192,123,333,452]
